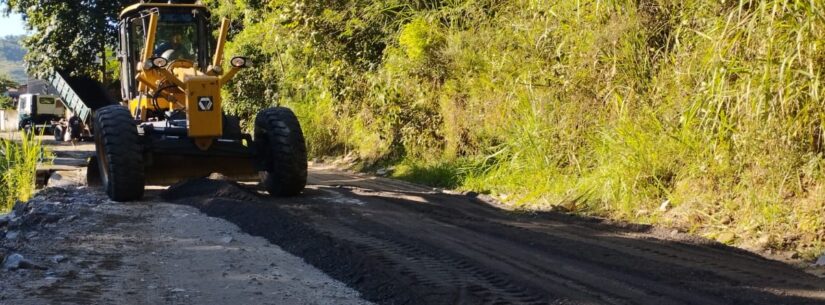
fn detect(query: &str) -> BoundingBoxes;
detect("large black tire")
[94,105,144,201]
[19,119,31,135]
[255,107,307,196]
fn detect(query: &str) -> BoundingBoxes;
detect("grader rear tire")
[94,105,144,201]
[255,107,307,197]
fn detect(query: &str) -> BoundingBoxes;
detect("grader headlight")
[151,57,169,68]
[141,57,169,70]
[230,56,250,68]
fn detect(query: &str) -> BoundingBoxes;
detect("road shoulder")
[0,187,372,305]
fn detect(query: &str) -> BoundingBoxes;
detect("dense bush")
[208,0,825,258]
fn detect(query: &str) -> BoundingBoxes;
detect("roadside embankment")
[216,0,825,260]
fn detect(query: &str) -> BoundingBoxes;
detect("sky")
[0,13,27,37]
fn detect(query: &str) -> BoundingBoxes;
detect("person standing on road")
[68,115,82,146]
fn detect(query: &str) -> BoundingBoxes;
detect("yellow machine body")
[91,1,305,199]
[184,75,222,138]
[126,6,239,151]
[129,96,172,116]
[115,0,256,184]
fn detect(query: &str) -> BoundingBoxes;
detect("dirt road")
[1,139,824,304]
[165,168,825,305]
[0,187,374,305]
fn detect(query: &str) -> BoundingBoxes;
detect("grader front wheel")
[255,107,308,197]
[93,105,145,201]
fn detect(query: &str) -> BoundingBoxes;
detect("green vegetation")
[0,133,41,213]
[1,0,127,79]
[0,95,13,109]
[0,73,19,109]
[0,73,17,89]
[210,0,824,258]
[7,0,820,257]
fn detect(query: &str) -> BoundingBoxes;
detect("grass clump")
[391,159,472,189]
[0,133,42,212]
[215,0,825,258]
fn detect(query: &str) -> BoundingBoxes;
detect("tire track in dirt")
[376,190,820,292]
[315,189,728,305]
[164,170,825,305]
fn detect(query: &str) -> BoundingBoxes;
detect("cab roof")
[120,1,209,19]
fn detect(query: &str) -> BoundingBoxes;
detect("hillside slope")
[0,35,27,82]
[211,0,824,259]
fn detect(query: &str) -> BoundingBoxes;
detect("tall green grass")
[0,133,42,212]
[217,0,825,258]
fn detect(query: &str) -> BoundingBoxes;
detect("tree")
[0,95,12,109]
[0,73,16,109]
[0,73,17,90]
[1,0,129,81]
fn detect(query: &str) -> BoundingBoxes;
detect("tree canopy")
[0,73,16,109]
[0,73,17,90]
[1,0,128,80]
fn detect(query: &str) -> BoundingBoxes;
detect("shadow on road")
[160,169,825,305]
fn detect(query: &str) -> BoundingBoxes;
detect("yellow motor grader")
[89,0,307,201]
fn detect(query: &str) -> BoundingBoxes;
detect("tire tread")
[94,105,144,201]
[254,107,307,196]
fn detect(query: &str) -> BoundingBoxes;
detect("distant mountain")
[0,35,27,83]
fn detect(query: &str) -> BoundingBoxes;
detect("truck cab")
[17,93,66,133]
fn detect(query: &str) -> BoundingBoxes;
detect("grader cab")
[90,0,307,201]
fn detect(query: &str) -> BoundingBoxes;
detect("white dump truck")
[17,73,101,141]
[17,94,66,137]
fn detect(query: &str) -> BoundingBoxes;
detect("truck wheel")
[254,107,307,196]
[94,105,144,201]
[53,126,64,142]
[20,120,31,135]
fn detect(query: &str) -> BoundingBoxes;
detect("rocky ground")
[0,187,373,305]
